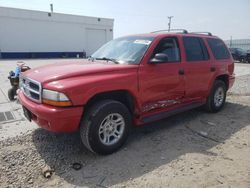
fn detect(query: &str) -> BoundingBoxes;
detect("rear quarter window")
[207,38,230,60]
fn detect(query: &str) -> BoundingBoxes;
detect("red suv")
[18,30,235,154]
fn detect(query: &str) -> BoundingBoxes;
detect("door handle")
[210,67,216,72]
[179,69,185,75]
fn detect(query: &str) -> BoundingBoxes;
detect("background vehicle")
[246,50,250,63]
[229,48,247,62]
[18,30,235,155]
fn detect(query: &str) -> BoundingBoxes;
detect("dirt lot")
[0,60,250,188]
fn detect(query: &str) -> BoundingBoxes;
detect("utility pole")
[230,36,232,48]
[168,16,174,32]
[50,3,53,13]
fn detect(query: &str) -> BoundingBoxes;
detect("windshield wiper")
[95,57,120,64]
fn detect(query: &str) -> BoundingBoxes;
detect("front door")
[139,37,185,114]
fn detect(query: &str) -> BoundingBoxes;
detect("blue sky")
[0,0,249,40]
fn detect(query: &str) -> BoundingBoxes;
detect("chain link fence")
[224,39,250,51]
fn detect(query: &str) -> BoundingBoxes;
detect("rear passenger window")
[207,38,230,60]
[183,37,209,61]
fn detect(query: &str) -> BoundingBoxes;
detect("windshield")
[91,36,154,64]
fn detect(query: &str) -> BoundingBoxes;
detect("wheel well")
[85,90,135,114]
[216,74,229,90]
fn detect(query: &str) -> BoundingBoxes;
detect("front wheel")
[80,100,131,155]
[205,80,226,113]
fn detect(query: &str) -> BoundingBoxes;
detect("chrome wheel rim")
[98,113,125,146]
[214,87,224,107]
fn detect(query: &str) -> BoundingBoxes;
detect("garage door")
[86,29,107,56]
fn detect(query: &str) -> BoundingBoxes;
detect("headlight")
[42,89,72,107]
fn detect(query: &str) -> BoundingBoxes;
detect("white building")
[0,7,114,59]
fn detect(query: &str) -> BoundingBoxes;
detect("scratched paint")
[142,99,181,112]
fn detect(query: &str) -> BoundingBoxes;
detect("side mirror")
[149,53,169,63]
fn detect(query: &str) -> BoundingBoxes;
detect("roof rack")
[151,29,188,34]
[190,32,212,36]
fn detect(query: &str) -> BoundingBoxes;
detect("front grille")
[20,76,42,103]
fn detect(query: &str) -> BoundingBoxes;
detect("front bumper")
[18,90,83,133]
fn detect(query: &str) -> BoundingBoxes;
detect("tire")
[205,80,227,113]
[8,88,16,101]
[80,100,131,155]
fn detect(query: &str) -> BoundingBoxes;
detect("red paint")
[18,33,235,132]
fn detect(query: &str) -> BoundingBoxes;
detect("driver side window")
[152,37,181,62]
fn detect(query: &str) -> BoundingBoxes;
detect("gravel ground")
[228,74,250,95]
[0,61,250,188]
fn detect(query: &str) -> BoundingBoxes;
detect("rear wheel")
[80,100,131,155]
[8,88,16,101]
[205,80,226,113]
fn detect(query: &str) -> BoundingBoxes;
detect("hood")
[23,60,138,84]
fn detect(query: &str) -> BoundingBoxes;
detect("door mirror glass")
[149,53,169,63]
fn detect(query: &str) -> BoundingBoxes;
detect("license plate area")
[23,107,32,122]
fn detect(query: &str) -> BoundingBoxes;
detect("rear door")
[139,37,185,114]
[182,36,215,101]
